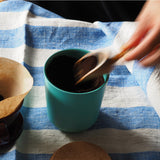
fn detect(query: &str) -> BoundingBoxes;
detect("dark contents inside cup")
[46,55,104,93]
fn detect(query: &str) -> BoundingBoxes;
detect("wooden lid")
[50,141,111,160]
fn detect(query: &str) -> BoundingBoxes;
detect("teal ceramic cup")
[44,49,109,132]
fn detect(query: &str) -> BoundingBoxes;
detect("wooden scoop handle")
[109,48,130,64]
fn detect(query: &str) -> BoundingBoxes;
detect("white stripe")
[24,86,151,108]
[16,128,160,154]
[23,47,112,67]
[27,12,96,28]
[0,45,102,68]
[147,63,160,117]
[0,11,97,30]
[111,22,137,56]
[0,45,59,67]
[0,44,134,68]
[0,45,25,63]
[125,60,134,73]
[24,47,102,67]
[0,45,96,68]
[24,46,59,67]
[0,11,28,30]
[23,86,46,108]
[102,85,151,108]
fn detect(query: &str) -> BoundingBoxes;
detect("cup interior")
[44,49,109,94]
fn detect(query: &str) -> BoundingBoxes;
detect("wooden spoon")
[74,47,130,85]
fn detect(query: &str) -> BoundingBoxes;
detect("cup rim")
[44,48,109,95]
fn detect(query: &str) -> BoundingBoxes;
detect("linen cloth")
[0,0,160,160]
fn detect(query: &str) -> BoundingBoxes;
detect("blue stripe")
[0,24,116,50]
[110,152,160,160]
[132,61,155,94]
[23,56,154,90]
[107,75,138,87]
[0,151,51,160]
[111,65,131,75]
[96,22,122,39]
[0,26,25,48]
[21,107,58,130]
[1,150,160,160]
[0,0,32,12]
[25,24,110,50]
[23,63,139,87]
[108,65,139,87]
[0,0,62,18]
[91,107,160,130]
[20,106,159,130]
[23,63,45,86]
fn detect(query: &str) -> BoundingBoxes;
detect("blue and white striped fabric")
[1,0,160,160]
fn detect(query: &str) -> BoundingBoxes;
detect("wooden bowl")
[50,141,111,160]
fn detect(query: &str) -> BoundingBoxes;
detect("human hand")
[124,0,160,67]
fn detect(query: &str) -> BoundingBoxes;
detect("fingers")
[124,26,160,62]
[122,0,160,67]
[124,0,150,50]
[140,45,160,66]
[124,21,149,49]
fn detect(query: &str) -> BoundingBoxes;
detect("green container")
[44,49,109,132]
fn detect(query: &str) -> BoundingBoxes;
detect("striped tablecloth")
[0,0,160,160]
